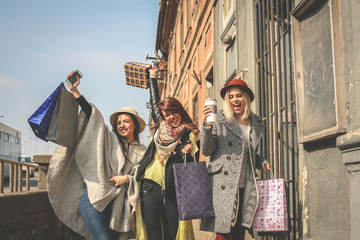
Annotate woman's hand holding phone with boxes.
[66,70,83,99]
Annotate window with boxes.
[3,133,9,142]
[205,24,212,50]
[172,37,177,82]
[226,38,237,78]
[187,0,191,26]
[192,0,199,20]
[205,68,214,86]
[184,77,189,103]
[222,0,234,26]
[193,93,199,126]
[292,0,346,142]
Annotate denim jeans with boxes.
[79,188,119,240]
[140,179,179,240]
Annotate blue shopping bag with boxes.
[28,83,63,141]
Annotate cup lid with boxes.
[205,98,217,102]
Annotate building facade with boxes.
[155,0,214,129]
[213,0,355,239]
[0,122,22,179]
[154,0,358,239]
[0,122,21,161]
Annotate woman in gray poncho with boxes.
[47,71,146,240]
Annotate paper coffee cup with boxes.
[205,98,217,125]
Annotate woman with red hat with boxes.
[200,79,271,240]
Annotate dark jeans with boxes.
[140,179,179,240]
[216,188,246,240]
[79,188,119,240]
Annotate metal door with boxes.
[254,0,300,239]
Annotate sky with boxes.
[0,0,159,157]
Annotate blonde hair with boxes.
[223,87,252,122]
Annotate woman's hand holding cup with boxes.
[203,105,211,127]
[204,98,217,126]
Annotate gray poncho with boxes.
[47,105,146,239]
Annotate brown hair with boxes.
[151,97,199,135]
[111,113,141,161]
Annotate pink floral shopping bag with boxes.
[253,178,288,233]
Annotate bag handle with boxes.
[268,169,274,179]
[182,153,197,166]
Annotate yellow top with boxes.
[143,149,167,188]
[188,132,199,157]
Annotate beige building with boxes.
[155,0,215,130]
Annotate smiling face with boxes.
[228,87,246,116]
[162,110,182,128]
[116,113,135,142]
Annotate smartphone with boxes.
[66,69,83,86]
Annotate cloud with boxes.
[0,75,23,87]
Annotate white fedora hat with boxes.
[110,107,146,133]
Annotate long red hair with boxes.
[151,97,199,135]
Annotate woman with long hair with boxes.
[136,96,200,240]
[200,79,271,240]
[48,71,146,240]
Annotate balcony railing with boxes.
[0,157,47,194]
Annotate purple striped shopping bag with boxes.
[173,155,215,221]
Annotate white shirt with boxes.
[238,123,250,188]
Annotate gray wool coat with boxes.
[200,110,266,234]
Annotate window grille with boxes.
[254,0,300,239]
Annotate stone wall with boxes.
[0,191,82,240]
[301,138,351,239]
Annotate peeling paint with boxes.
[302,165,308,236]
[349,82,354,93]
[302,165,308,187]
[303,207,309,235]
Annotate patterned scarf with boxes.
[155,120,185,146]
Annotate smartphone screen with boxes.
[66,69,83,86]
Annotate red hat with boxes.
[220,79,254,102]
